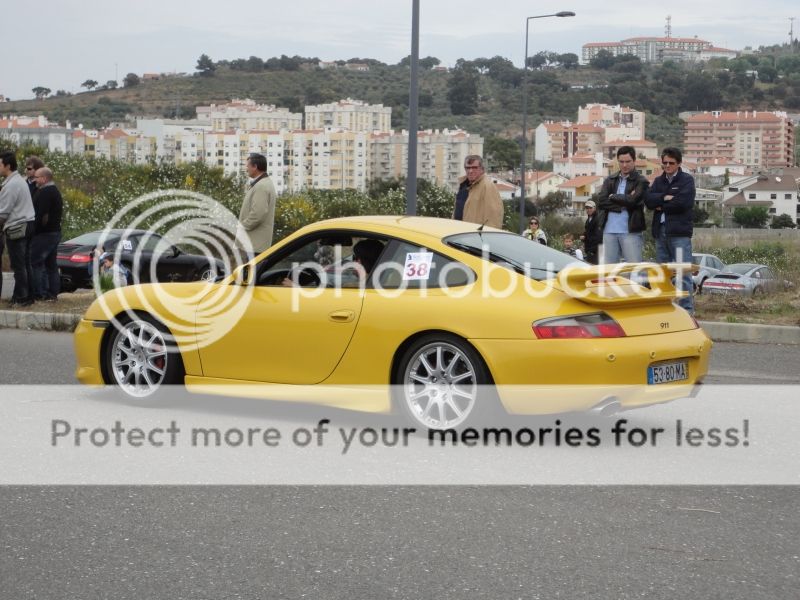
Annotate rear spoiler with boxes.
[554,262,697,307]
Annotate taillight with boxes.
[69,254,92,263]
[533,313,626,339]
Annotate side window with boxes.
[376,241,475,290]
[116,237,138,253]
[255,231,387,287]
[138,234,170,253]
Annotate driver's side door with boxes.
[197,230,378,384]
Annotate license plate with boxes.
[647,361,688,385]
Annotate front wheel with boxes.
[395,334,496,430]
[105,315,184,399]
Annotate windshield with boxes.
[444,232,578,280]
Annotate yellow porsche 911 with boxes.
[74,216,711,430]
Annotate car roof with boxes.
[300,215,505,243]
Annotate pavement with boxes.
[1,273,798,344]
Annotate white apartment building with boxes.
[305,98,391,133]
[683,110,795,170]
[581,37,735,64]
[136,118,212,161]
[369,129,484,192]
[196,99,302,131]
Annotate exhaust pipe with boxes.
[590,397,622,417]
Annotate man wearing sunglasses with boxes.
[646,147,695,314]
[453,155,503,229]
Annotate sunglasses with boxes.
[661,160,677,166]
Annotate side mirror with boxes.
[172,246,181,258]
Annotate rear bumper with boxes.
[471,328,712,414]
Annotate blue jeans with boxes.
[600,232,643,264]
[30,231,61,299]
[655,225,694,314]
[6,221,34,303]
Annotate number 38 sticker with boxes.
[403,252,434,280]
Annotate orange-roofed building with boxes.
[683,110,794,170]
[534,121,604,162]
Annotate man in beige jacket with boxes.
[237,153,276,257]
[453,155,503,229]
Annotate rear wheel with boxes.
[752,286,764,297]
[395,334,496,430]
[105,315,184,399]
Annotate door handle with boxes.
[329,310,355,323]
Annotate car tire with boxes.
[103,314,184,401]
[752,286,764,298]
[394,333,498,431]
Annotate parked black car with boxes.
[57,229,226,292]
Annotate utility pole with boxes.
[405,0,420,215]
[790,17,795,52]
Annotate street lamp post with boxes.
[519,11,575,233]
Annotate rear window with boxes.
[445,232,576,280]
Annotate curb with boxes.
[0,310,82,332]
[698,321,800,346]
[0,310,798,345]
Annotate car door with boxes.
[197,230,384,384]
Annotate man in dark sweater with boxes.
[30,167,63,301]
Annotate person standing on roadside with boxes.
[0,151,36,306]
[30,167,63,301]
[596,146,647,264]
[580,200,601,264]
[236,153,276,259]
[24,156,44,198]
[453,155,503,229]
[646,147,696,314]
[522,217,547,245]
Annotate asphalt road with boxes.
[1,330,799,599]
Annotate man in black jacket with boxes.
[581,200,601,264]
[596,146,647,264]
[645,147,695,314]
[30,167,63,301]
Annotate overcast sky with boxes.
[4,0,797,101]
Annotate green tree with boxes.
[589,50,615,70]
[733,206,769,228]
[246,55,264,72]
[693,207,710,225]
[105,80,118,90]
[196,53,216,76]
[484,136,521,171]
[123,73,140,87]
[535,191,568,215]
[770,213,797,229]
[81,79,98,91]
[32,86,51,99]
[447,60,479,115]
[558,53,579,69]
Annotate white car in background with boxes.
[692,253,726,294]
